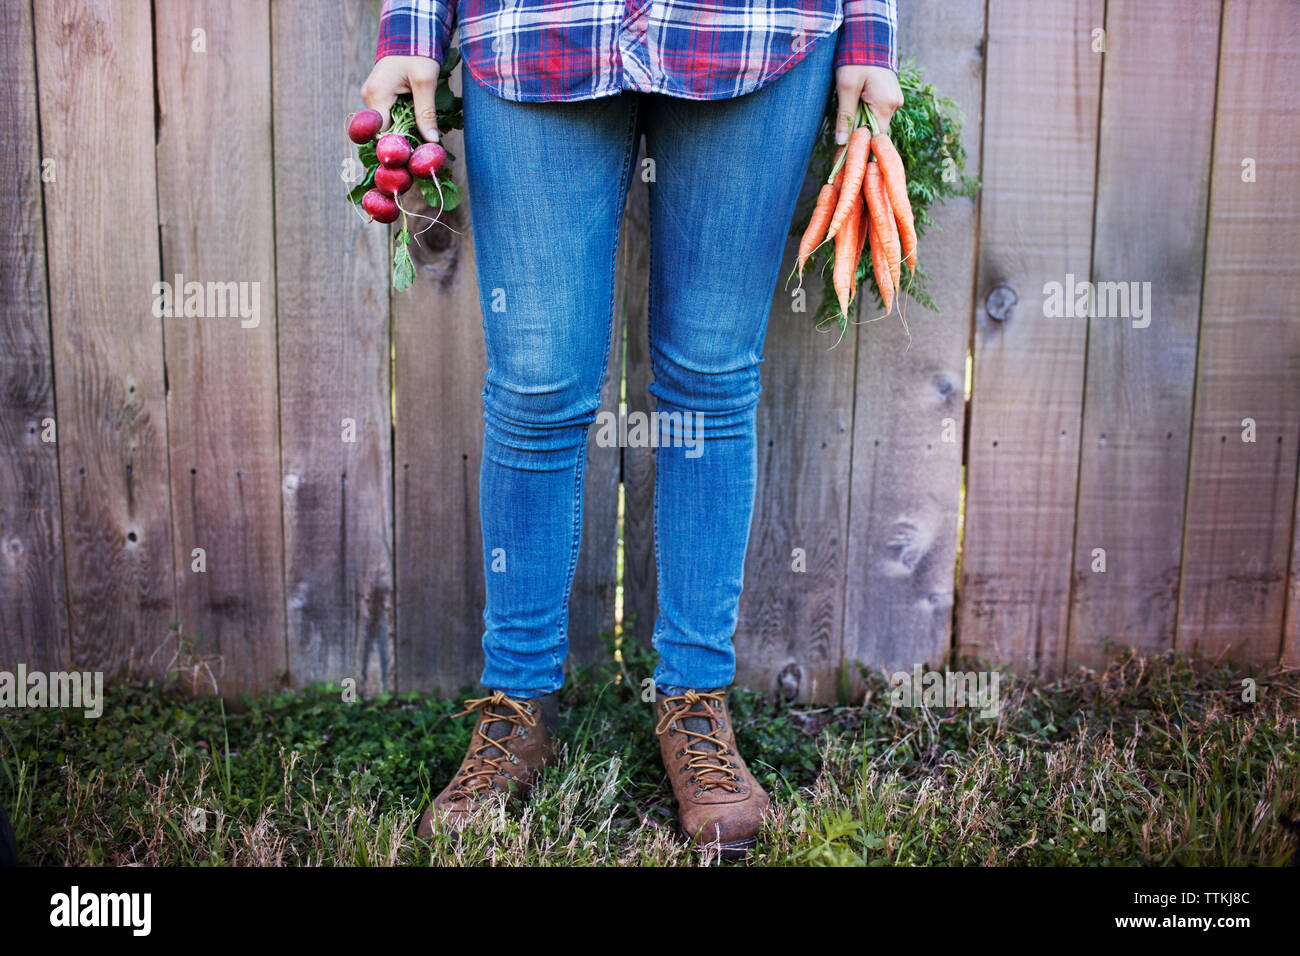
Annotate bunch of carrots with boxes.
[796,104,916,323]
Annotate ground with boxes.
[2,640,1296,866]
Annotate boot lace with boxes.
[449,692,538,799]
[654,690,741,793]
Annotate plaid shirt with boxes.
[376,0,897,102]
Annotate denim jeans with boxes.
[461,32,836,699]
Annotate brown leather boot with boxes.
[654,688,771,856]
[416,691,557,837]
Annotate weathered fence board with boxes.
[34,0,175,679]
[1285,486,1300,668]
[842,0,984,682]
[155,0,286,694]
[392,71,487,693]
[1176,0,1300,663]
[620,159,656,651]
[0,0,67,673]
[1065,0,1221,668]
[272,0,394,695]
[957,0,1104,676]
[735,239,857,704]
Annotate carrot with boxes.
[869,132,917,269]
[797,183,838,276]
[867,215,895,315]
[826,127,870,241]
[795,147,846,277]
[833,193,863,318]
[868,157,899,306]
[852,189,869,298]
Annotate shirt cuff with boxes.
[834,0,898,72]
[375,0,454,64]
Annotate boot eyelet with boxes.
[736,786,746,794]
[510,754,520,764]
[676,749,684,758]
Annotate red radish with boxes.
[348,108,384,144]
[376,133,412,168]
[374,165,413,196]
[362,188,400,223]
[408,142,447,180]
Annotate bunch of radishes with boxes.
[348,107,448,224]
[345,49,464,290]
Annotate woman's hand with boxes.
[361,55,443,142]
[834,65,904,143]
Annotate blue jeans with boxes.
[462,34,835,699]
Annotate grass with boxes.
[1,639,1296,866]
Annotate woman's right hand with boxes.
[361,55,443,142]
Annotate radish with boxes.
[408,142,447,180]
[376,133,412,168]
[362,188,400,223]
[348,108,384,144]
[374,165,413,196]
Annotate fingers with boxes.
[861,66,904,131]
[361,56,442,137]
[408,66,441,143]
[360,65,398,131]
[835,65,904,137]
[835,77,861,145]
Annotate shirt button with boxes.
[791,31,805,52]
[491,37,502,52]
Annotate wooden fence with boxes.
[1,0,1297,703]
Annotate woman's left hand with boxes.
[834,65,904,143]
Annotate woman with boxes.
[362,0,901,855]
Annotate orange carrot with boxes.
[833,193,863,318]
[826,127,870,241]
[863,162,895,313]
[797,183,838,276]
[852,190,869,298]
[867,215,895,315]
[795,147,846,276]
[870,132,917,269]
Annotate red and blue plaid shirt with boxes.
[376,0,897,102]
